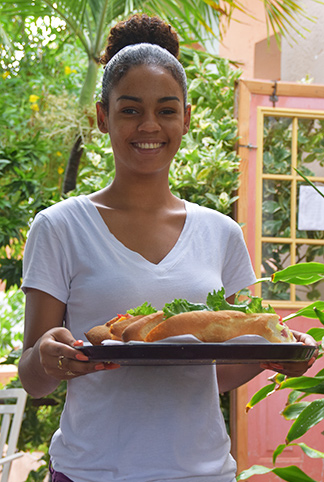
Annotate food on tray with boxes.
[144,310,295,343]
[122,311,164,342]
[84,324,112,346]
[85,314,142,345]
[109,314,144,340]
[84,288,296,345]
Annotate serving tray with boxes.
[76,342,316,366]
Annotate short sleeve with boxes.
[21,213,71,303]
[222,222,256,297]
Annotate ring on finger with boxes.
[58,355,65,370]
[65,370,76,377]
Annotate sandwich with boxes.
[84,288,296,345]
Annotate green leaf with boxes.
[245,382,276,411]
[206,288,247,312]
[314,307,324,325]
[238,464,317,481]
[127,302,157,316]
[245,296,276,314]
[307,327,324,341]
[295,167,324,199]
[237,465,274,480]
[286,399,324,443]
[272,465,317,482]
[163,299,208,318]
[279,376,324,391]
[283,301,324,322]
[297,442,324,459]
[281,401,310,420]
[271,262,324,285]
[272,443,286,464]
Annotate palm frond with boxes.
[261,0,317,44]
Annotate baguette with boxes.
[110,315,144,340]
[84,324,113,345]
[144,310,296,344]
[122,311,164,342]
[85,314,143,345]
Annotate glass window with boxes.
[255,108,324,307]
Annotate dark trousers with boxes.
[49,462,74,482]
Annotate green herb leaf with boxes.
[245,296,276,314]
[206,288,247,312]
[163,299,208,318]
[127,302,157,316]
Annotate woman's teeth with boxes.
[135,142,162,149]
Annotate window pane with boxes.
[262,179,291,237]
[295,244,324,301]
[296,180,324,238]
[263,116,292,174]
[297,118,324,176]
[261,242,291,300]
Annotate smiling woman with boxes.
[96,63,191,183]
[17,12,317,482]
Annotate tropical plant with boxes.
[0,23,87,289]
[0,0,222,194]
[237,262,324,482]
[0,289,25,358]
[0,0,319,192]
[0,41,243,291]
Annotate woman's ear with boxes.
[183,104,191,135]
[96,102,109,133]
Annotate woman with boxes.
[18,14,317,482]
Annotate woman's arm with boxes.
[18,288,73,397]
[18,288,119,398]
[216,298,318,393]
[217,364,263,394]
[217,331,318,393]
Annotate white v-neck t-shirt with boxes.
[22,195,256,482]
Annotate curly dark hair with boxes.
[100,14,179,65]
[99,14,188,109]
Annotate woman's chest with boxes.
[97,207,187,265]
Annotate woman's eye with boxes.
[122,108,138,114]
[160,108,176,115]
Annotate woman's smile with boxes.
[132,142,164,150]
[97,64,191,177]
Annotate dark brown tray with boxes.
[76,342,316,366]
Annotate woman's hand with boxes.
[38,327,120,380]
[19,289,120,398]
[260,330,319,378]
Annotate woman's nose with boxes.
[138,113,161,132]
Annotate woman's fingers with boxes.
[39,328,120,379]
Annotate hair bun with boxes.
[100,14,179,66]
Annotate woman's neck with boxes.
[92,174,181,211]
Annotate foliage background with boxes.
[0,16,241,293]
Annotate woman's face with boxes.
[97,64,191,178]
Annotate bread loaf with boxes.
[144,310,295,344]
[109,315,144,340]
[122,311,164,342]
[85,314,143,344]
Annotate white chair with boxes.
[0,388,27,482]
